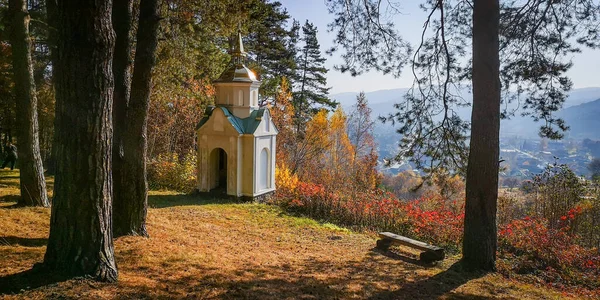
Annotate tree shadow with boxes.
[148,189,245,208]
[107,251,472,300]
[0,195,20,203]
[0,181,20,189]
[0,236,48,247]
[370,247,437,268]
[368,261,487,299]
[0,264,69,295]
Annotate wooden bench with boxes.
[376,232,445,262]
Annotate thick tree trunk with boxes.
[9,0,49,207]
[44,0,118,282]
[113,0,159,237]
[462,0,501,271]
[111,0,136,236]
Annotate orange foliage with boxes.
[148,79,214,158]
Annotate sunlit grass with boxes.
[0,170,587,299]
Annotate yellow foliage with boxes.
[275,163,299,192]
[147,151,197,192]
[305,109,330,151]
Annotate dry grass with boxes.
[0,169,592,299]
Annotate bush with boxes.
[147,151,196,192]
[272,169,464,251]
[498,215,600,289]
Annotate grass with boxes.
[0,169,593,299]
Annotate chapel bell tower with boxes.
[213,32,261,118]
[196,31,278,200]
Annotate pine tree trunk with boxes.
[9,0,49,207]
[111,0,135,236]
[113,0,159,237]
[44,0,58,175]
[44,0,118,282]
[462,0,501,271]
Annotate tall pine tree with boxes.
[245,1,298,105]
[293,20,335,127]
[8,0,49,207]
[44,0,118,281]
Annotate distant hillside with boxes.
[558,98,600,139]
[332,87,600,139]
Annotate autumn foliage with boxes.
[273,114,600,291]
[147,151,197,192]
[273,166,466,250]
[498,214,600,289]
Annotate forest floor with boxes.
[0,169,593,299]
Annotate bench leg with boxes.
[419,250,445,262]
[376,239,392,251]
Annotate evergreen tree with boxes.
[8,0,49,207]
[112,0,160,237]
[44,0,118,281]
[245,1,298,105]
[293,20,335,127]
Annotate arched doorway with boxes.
[209,148,227,190]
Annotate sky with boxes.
[279,0,600,94]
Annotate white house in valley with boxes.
[196,32,277,199]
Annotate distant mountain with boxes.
[558,98,600,139]
[498,95,600,138]
[332,87,600,139]
[332,88,410,107]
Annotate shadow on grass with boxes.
[0,236,48,247]
[0,264,69,295]
[0,181,20,189]
[0,170,54,190]
[0,195,19,203]
[148,189,244,208]
[109,252,485,299]
[371,247,436,268]
[368,261,487,299]
[111,254,408,299]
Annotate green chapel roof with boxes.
[196,106,267,134]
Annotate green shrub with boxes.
[147,151,196,192]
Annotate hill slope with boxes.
[558,98,600,139]
[0,170,588,299]
[333,87,600,139]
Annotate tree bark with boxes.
[113,0,159,237]
[462,0,501,271]
[44,0,118,282]
[111,0,136,236]
[8,0,49,207]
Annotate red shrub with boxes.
[498,213,600,288]
[272,183,463,250]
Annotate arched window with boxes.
[259,148,270,190]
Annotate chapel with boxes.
[196,32,277,199]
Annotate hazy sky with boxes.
[280,0,600,94]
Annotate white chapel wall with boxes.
[254,135,274,194]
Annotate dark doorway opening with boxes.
[217,148,227,189]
